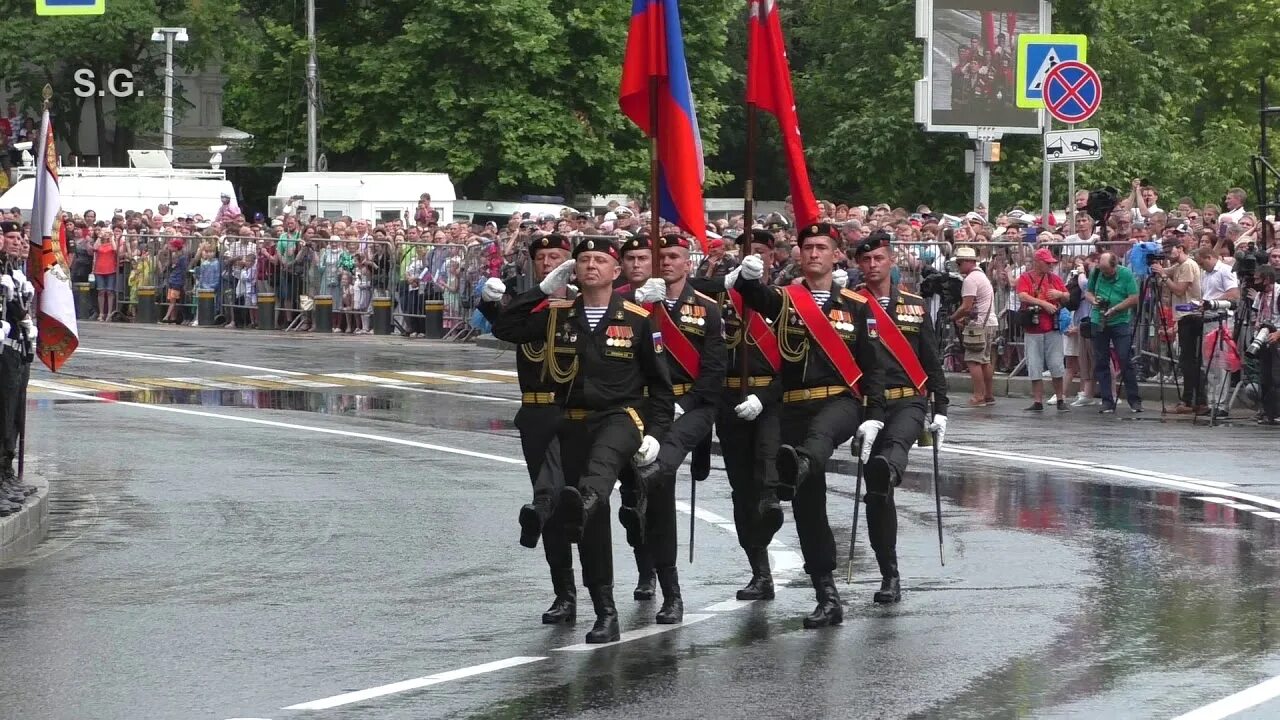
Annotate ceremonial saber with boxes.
[689,470,696,563]
[846,438,863,584]
[931,395,945,566]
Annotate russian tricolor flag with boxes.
[619,0,707,244]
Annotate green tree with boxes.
[0,0,239,164]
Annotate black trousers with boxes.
[0,347,30,466]
[716,395,780,549]
[1178,315,1205,406]
[559,409,644,587]
[1262,343,1280,420]
[780,393,861,576]
[654,402,717,474]
[865,396,927,580]
[618,463,679,570]
[515,405,572,571]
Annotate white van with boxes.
[452,200,578,227]
[0,151,237,220]
[272,172,456,225]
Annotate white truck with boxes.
[271,171,456,225]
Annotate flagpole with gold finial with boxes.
[17,85,54,484]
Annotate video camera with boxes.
[920,266,963,306]
[1246,325,1277,358]
[1086,187,1120,224]
[1234,248,1268,284]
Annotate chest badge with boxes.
[680,303,706,327]
[606,324,633,348]
[829,309,854,332]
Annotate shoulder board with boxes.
[548,299,575,309]
[622,301,650,317]
[840,288,867,303]
[693,290,717,305]
[899,290,923,300]
[852,283,868,292]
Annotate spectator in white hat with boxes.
[950,246,999,407]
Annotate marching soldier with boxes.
[619,233,726,624]
[688,228,783,600]
[735,222,885,628]
[480,233,577,625]
[852,231,949,604]
[1,220,36,515]
[492,236,674,644]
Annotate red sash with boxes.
[728,289,782,373]
[653,303,702,380]
[855,290,928,392]
[782,285,862,395]
[532,299,550,313]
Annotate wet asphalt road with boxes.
[3,324,1280,720]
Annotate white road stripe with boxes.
[324,372,417,385]
[167,377,248,390]
[283,656,547,711]
[769,550,804,574]
[674,500,730,525]
[394,370,501,384]
[31,379,101,393]
[245,375,342,389]
[945,446,1237,488]
[471,369,520,378]
[1253,511,1280,520]
[1171,674,1280,720]
[77,347,308,375]
[703,599,754,613]
[553,615,714,653]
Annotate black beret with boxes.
[854,230,893,257]
[797,222,839,246]
[0,221,19,234]
[619,235,653,256]
[572,236,619,261]
[658,233,690,250]
[749,228,775,249]
[529,233,571,254]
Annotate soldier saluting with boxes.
[480,233,577,626]
[492,236,674,644]
[851,231,948,604]
[735,222,886,628]
[1,220,37,514]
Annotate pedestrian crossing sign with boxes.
[1016,34,1087,109]
[36,0,105,15]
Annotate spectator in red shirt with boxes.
[1017,247,1070,411]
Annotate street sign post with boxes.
[1016,34,1088,109]
[1042,61,1102,124]
[1044,128,1102,164]
[36,0,105,15]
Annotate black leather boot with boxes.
[633,549,655,601]
[655,566,684,624]
[874,576,902,604]
[518,497,550,549]
[802,573,843,628]
[559,487,584,542]
[758,490,784,542]
[736,547,775,600]
[864,455,896,497]
[618,477,647,549]
[585,585,620,643]
[542,568,577,624]
[690,437,712,483]
[775,445,810,502]
[0,497,17,516]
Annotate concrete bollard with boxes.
[136,287,158,324]
[74,282,93,320]
[197,290,216,327]
[313,295,333,333]
[424,300,444,339]
[257,293,277,331]
[372,297,393,335]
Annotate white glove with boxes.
[633,435,660,467]
[855,420,884,463]
[832,268,848,290]
[481,277,507,302]
[538,259,576,295]
[0,274,13,300]
[739,254,764,281]
[0,320,9,340]
[673,402,685,420]
[634,278,666,304]
[723,266,741,291]
[20,317,37,342]
[734,394,763,421]
[927,414,947,441]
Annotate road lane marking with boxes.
[76,347,309,375]
[244,375,343,389]
[942,446,1237,488]
[282,656,547,711]
[703,599,755,613]
[674,501,730,525]
[1171,674,1280,720]
[392,370,502,384]
[552,615,714,653]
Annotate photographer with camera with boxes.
[950,247,999,407]
[1196,247,1241,418]
[1016,248,1070,411]
[1151,240,1203,413]
[1086,253,1143,413]
[1247,265,1280,425]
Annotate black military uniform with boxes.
[689,228,783,600]
[735,222,886,628]
[853,232,949,604]
[619,233,725,625]
[1,221,36,515]
[481,234,576,625]
[495,236,675,644]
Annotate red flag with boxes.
[746,0,819,229]
[27,109,79,372]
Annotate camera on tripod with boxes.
[1086,187,1119,224]
[920,266,963,306]
[1246,324,1277,358]
[1201,299,1234,313]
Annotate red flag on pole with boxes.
[27,108,79,372]
[747,0,819,229]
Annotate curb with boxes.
[0,477,50,565]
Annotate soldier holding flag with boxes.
[852,231,949,604]
[1,221,37,514]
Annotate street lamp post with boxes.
[151,27,189,165]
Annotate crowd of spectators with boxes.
[4,176,1278,423]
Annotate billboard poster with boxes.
[922,0,1044,135]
